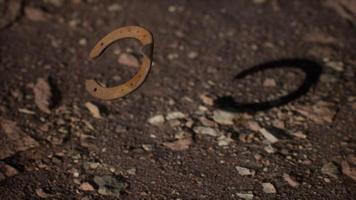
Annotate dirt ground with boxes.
[0,0,356,199]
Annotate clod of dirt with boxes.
[93,175,128,197]
[0,119,39,159]
[33,78,54,114]
[163,137,192,151]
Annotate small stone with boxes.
[200,94,214,106]
[236,166,253,176]
[79,38,87,46]
[321,162,339,179]
[293,131,307,139]
[93,175,128,197]
[262,182,277,194]
[85,102,101,119]
[107,3,122,12]
[148,114,165,126]
[166,111,185,120]
[212,110,235,125]
[283,173,299,188]
[163,137,192,151]
[259,128,279,144]
[167,53,179,60]
[18,108,36,115]
[79,182,95,191]
[142,144,153,151]
[0,162,18,178]
[36,188,52,198]
[341,160,356,181]
[127,168,136,175]
[263,78,277,87]
[236,191,254,200]
[193,126,218,137]
[25,7,48,21]
[264,145,276,154]
[217,134,233,146]
[187,51,198,59]
[34,78,53,114]
[118,53,140,68]
[246,121,261,132]
[326,61,344,72]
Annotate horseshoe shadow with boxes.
[214,58,322,113]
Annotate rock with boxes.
[263,78,277,87]
[0,0,22,29]
[295,101,336,124]
[18,108,36,115]
[126,168,136,175]
[264,145,276,154]
[79,182,95,191]
[34,78,53,113]
[25,7,48,21]
[148,114,165,126]
[200,94,214,106]
[0,119,39,159]
[187,51,198,59]
[166,111,185,120]
[326,61,344,72]
[107,3,122,12]
[293,131,307,139]
[193,126,218,137]
[283,173,299,188]
[262,182,277,194]
[0,162,18,179]
[341,160,356,181]
[118,53,140,68]
[93,175,128,197]
[35,188,52,198]
[246,121,261,132]
[259,128,279,144]
[212,110,235,125]
[236,166,254,176]
[236,191,254,200]
[85,102,101,119]
[217,134,233,146]
[163,137,192,151]
[142,144,153,151]
[321,162,339,179]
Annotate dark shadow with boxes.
[48,76,62,109]
[214,58,322,113]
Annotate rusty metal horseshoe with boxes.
[85,26,153,100]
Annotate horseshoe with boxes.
[85,26,154,100]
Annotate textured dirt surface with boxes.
[0,0,356,199]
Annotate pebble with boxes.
[263,78,277,87]
[166,111,185,120]
[193,126,218,137]
[93,175,128,197]
[236,166,253,176]
[259,128,279,144]
[217,134,233,146]
[321,162,339,179]
[236,191,254,200]
[212,110,235,125]
[200,94,214,106]
[283,173,299,188]
[79,182,95,191]
[187,51,198,59]
[25,7,48,21]
[107,3,122,12]
[262,182,277,194]
[118,53,140,68]
[148,114,165,126]
[85,102,101,119]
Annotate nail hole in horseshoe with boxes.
[100,42,104,46]
[93,88,97,92]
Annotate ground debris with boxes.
[0,119,39,159]
[163,137,192,151]
[85,102,101,118]
[118,53,140,68]
[93,175,128,197]
[321,162,340,179]
[283,173,300,188]
[212,110,235,125]
[34,78,54,113]
[262,182,277,194]
[148,114,165,126]
[294,101,337,124]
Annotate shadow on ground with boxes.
[214,58,323,112]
